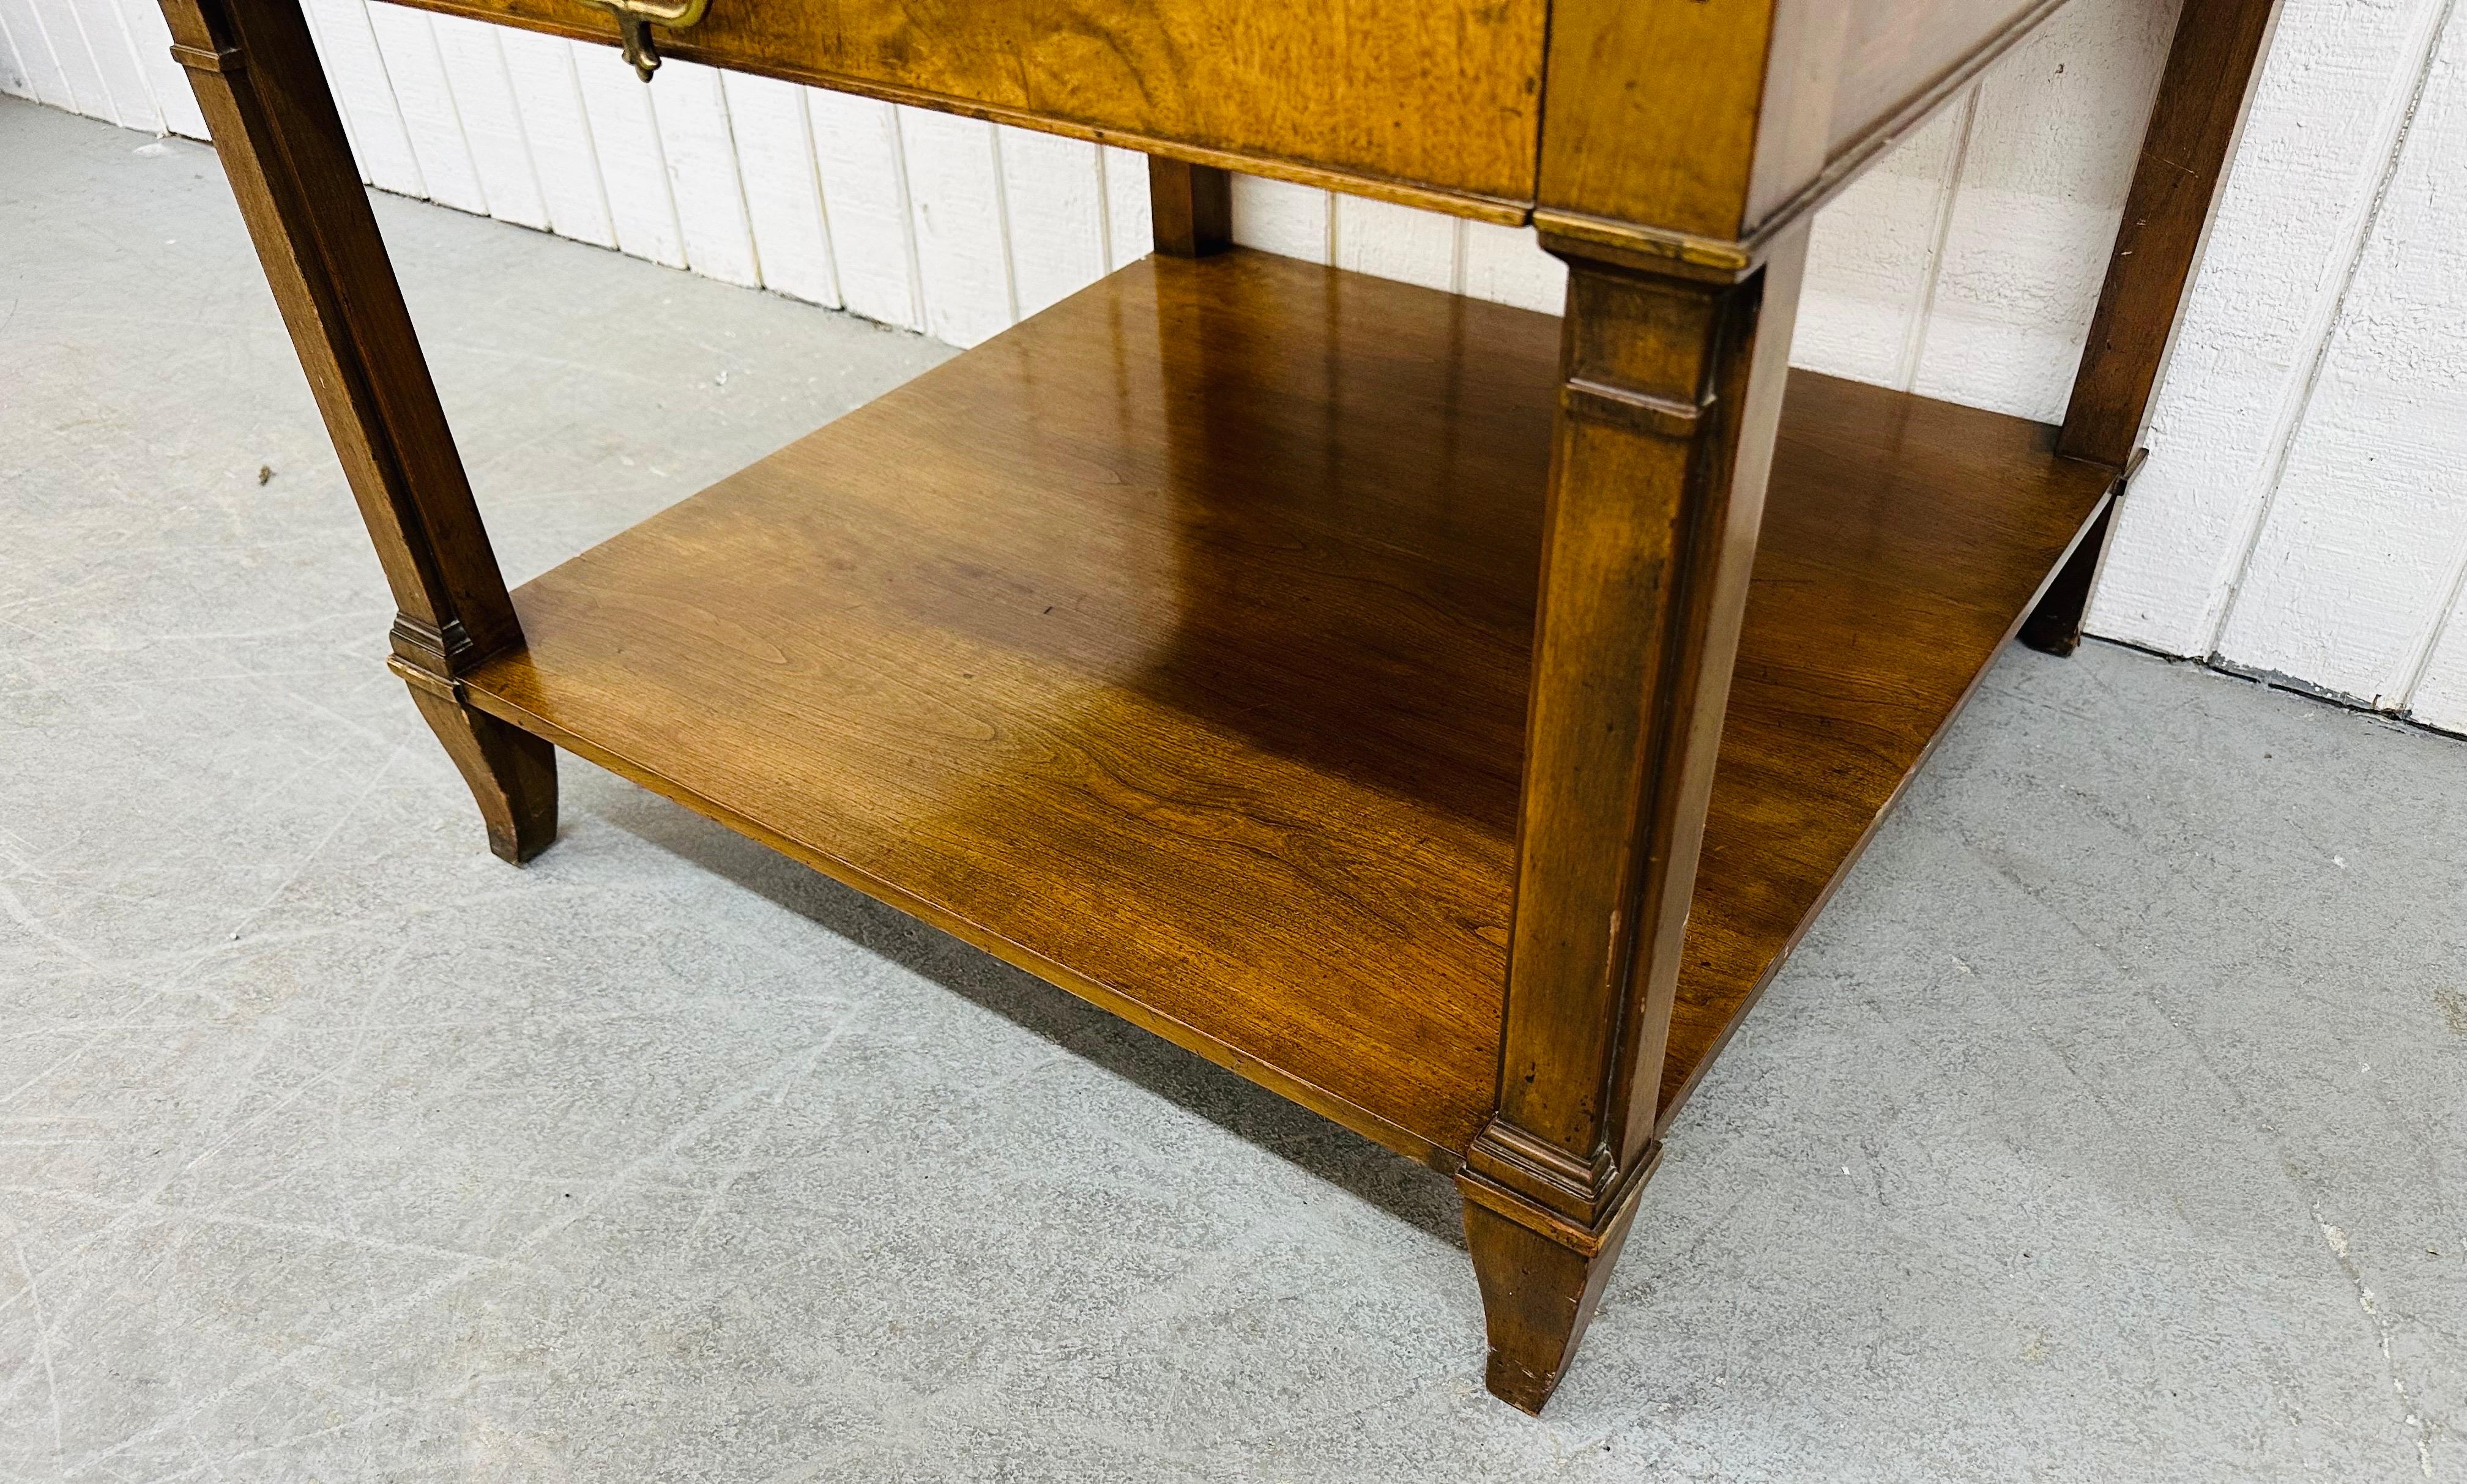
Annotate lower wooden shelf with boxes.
[461,249,2116,1168]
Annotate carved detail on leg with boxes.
[1460,1160,1653,1414]
[164,0,550,859]
[1467,231,1808,1410]
[2019,495,2118,658]
[400,678,557,865]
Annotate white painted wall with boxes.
[9,0,2465,736]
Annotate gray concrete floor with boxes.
[4,97,2464,1482]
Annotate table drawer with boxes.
[397,0,1547,215]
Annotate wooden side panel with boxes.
[1537,0,1785,240]
[383,0,1546,209]
[1539,0,2085,244]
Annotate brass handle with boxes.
[582,0,710,81]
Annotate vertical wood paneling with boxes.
[429,12,546,229]
[1458,221,1565,316]
[2409,595,2467,733]
[650,58,759,286]
[998,125,1107,316]
[1796,98,1970,390]
[898,105,1013,346]
[1331,193,1457,293]
[1908,0,2182,423]
[2209,7,2467,711]
[0,17,28,99]
[1229,174,1331,264]
[34,0,103,116]
[47,0,113,122]
[1099,144,1152,269]
[116,0,206,138]
[365,2,486,212]
[64,0,154,130]
[29,0,103,117]
[571,38,685,267]
[0,0,70,108]
[304,0,423,195]
[2086,0,2461,662]
[805,87,921,330]
[496,28,611,247]
[724,71,839,306]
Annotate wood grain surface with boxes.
[461,251,2113,1163]
[1539,0,2083,252]
[1476,235,1807,1226]
[1665,371,2117,1127]
[382,0,1547,215]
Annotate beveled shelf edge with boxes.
[1650,477,2126,1141]
[459,683,1463,1173]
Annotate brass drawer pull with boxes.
[583,0,710,81]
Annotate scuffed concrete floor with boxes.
[4,97,2465,1481]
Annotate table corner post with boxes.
[157,0,557,863]
[1147,157,1234,258]
[2030,0,2287,654]
[1459,224,1810,1414]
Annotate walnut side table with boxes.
[157,0,2282,1411]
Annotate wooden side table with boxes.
[155,0,2284,1411]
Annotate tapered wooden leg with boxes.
[2019,497,2117,656]
[1148,157,1232,257]
[1462,227,1809,1412]
[161,0,556,863]
[400,675,557,864]
[2058,0,2287,471]
[1463,1154,1649,1414]
[2024,0,2283,664]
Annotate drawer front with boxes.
[398,0,1547,210]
